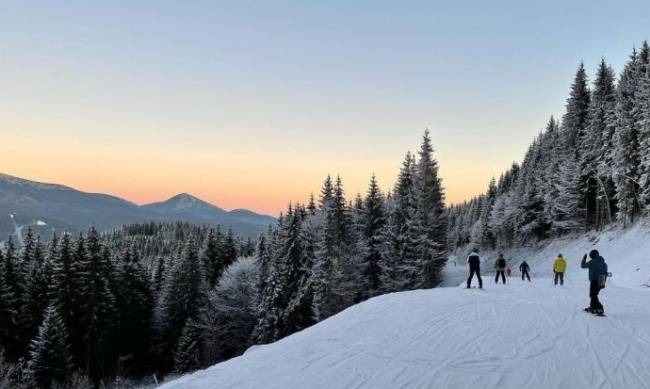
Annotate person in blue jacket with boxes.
[581,249,608,315]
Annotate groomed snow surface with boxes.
[161,223,650,389]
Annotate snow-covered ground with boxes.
[160,223,650,389]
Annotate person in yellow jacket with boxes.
[553,254,567,286]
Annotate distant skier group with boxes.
[465,249,609,316]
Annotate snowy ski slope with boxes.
[161,224,650,389]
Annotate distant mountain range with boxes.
[0,173,277,241]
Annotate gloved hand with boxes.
[582,254,587,261]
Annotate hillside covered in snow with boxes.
[160,222,650,389]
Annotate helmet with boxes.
[589,249,599,259]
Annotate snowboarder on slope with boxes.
[466,250,483,289]
[494,254,507,284]
[553,254,567,286]
[581,250,608,315]
[519,261,531,281]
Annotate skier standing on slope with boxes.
[494,254,507,284]
[466,250,483,289]
[553,254,567,286]
[519,261,531,281]
[581,250,608,316]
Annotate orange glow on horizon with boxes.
[1,126,511,216]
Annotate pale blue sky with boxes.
[1,1,648,213]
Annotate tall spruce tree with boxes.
[563,63,591,150]
[24,236,50,348]
[0,238,25,360]
[582,59,617,229]
[636,42,650,211]
[49,233,80,365]
[0,249,18,360]
[614,48,643,224]
[414,130,447,287]
[173,319,204,373]
[115,245,153,376]
[25,306,73,389]
[154,240,208,373]
[200,229,222,288]
[381,152,421,291]
[76,228,117,384]
[358,175,386,299]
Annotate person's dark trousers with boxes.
[467,268,483,288]
[521,270,530,281]
[495,271,506,284]
[554,272,564,285]
[589,280,604,311]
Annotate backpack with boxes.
[598,274,607,288]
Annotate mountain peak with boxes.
[167,193,204,204]
[144,193,226,214]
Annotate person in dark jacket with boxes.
[519,261,531,281]
[494,254,507,284]
[581,249,608,315]
[466,250,483,289]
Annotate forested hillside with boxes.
[448,41,650,251]
[0,132,447,388]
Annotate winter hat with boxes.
[589,249,599,259]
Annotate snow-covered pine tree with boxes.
[24,235,51,356]
[173,319,204,373]
[0,238,24,360]
[414,130,448,287]
[200,229,222,288]
[319,175,334,209]
[472,179,496,250]
[115,245,153,376]
[541,117,560,219]
[551,150,584,234]
[255,205,314,341]
[251,222,285,344]
[613,48,643,224]
[49,233,80,367]
[311,175,357,320]
[562,63,591,151]
[581,59,617,229]
[154,240,208,374]
[358,174,386,300]
[543,115,584,235]
[276,207,314,339]
[330,176,359,307]
[25,306,73,389]
[0,248,19,361]
[312,186,337,321]
[76,228,117,384]
[381,152,422,291]
[152,256,166,297]
[636,42,650,212]
[560,63,591,232]
[253,234,271,309]
[307,193,317,215]
[221,228,238,271]
[514,138,550,242]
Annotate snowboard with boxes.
[584,307,606,317]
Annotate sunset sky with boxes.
[1,1,649,216]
